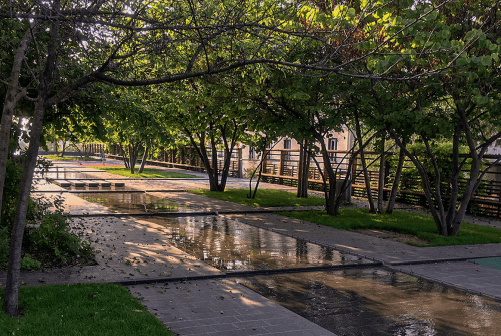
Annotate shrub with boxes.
[26,209,93,262]
[1,158,94,268]
[20,253,42,270]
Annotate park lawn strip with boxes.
[0,283,174,336]
[190,188,325,207]
[44,155,101,161]
[278,208,501,247]
[95,167,197,178]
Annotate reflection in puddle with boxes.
[78,192,193,213]
[144,216,373,272]
[236,269,501,335]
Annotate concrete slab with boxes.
[70,180,86,187]
[52,179,71,187]
[126,279,336,336]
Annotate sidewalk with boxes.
[5,161,501,335]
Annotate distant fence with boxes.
[107,145,243,178]
[87,143,501,218]
[258,149,501,218]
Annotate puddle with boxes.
[144,216,373,272]
[77,192,193,213]
[235,268,501,335]
[470,257,501,271]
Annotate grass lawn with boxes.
[95,167,197,178]
[279,208,501,246]
[190,188,325,207]
[44,155,101,161]
[0,283,174,336]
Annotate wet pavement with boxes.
[3,160,501,335]
[236,268,501,336]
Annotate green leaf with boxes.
[481,55,492,66]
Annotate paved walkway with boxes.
[4,160,501,335]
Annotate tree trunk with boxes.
[313,133,339,215]
[297,140,310,198]
[128,143,140,174]
[61,137,68,157]
[138,146,149,174]
[386,144,405,214]
[5,2,61,315]
[4,103,47,316]
[377,134,386,213]
[353,109,376,213]
[120,144,129,168]
[0,24,37,228]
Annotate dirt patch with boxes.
[354,229,431,246]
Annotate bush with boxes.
[25,201,93,263]
[1,158,94,268]
[20,254,42,271]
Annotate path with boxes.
[3,160,501,335]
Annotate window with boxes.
[284,139,291,161]
[249,146,256,160]
[328,138,338,162]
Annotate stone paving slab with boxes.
[0,190,223,288]
[126,279,336,336]
[394,260,501,299]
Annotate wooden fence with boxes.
[107,145,243,177]
[91,144,501,218]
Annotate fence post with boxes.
[237,148,242,178]
[279,150,285,176]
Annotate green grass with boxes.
[44,155,100,161]
[190,188,325,207]
[0,283,174,336]
[95,167,197,178]
[279,208,501,246]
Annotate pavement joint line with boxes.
[34,177,208,181]
[69,212,216,218]
[90,263,385,287]
[386,256,501,266]
[386,264,501,304]
[66,208,331,218]
[33,189,191,194]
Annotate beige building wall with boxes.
[239,128,354,177]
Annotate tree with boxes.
[157,74,252,191]
[0,0,468,315]
[366,1,501,235]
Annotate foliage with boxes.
[95,167,197,178]
[20,253,42,271]
[25,210,93,263]
[388,142,475,193]
[190,188,325,207]
[0,283,174,336]
[0,157,94,268]
[280,208,501,247]
[244,165,258,179]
